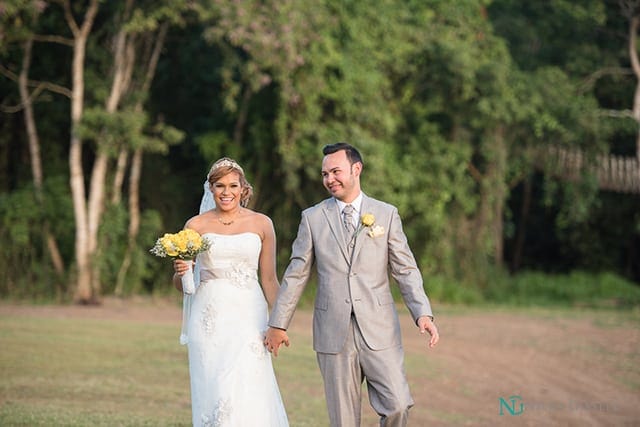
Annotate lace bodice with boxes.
[198,232,261,287]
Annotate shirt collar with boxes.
[335,192,363,215]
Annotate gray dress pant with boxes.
[316,315,414,427]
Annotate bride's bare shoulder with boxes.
[244,209,273,225]
[185,211,214,232]
[241,210,274,240]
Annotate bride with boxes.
[173,157,289,426]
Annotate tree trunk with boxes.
[87,0,136,295]
[470,126,508,277]
[233,85,253,145]
[511,176,532,273]
[115,147,142,296]
[111,148,129,205]
[18,35,66,283]
[629,15,640,160]
[87,153,109,296]
[67,0,100,304]
[491,127,507,267]
[114,23,169,295]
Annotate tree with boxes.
[0,1,67,286]
[490,0,639,279]
[0,0,185,301]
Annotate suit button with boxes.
[344,299,350,304]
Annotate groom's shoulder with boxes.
[366,195,396,212]
[302,198,333,216]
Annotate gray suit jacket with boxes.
[269,194,433,354]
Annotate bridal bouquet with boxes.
[150,229,211,294]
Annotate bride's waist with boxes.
[200,268,258,283]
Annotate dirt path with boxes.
[3,298,639,426]
[402,309,640,426]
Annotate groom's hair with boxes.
[322,142,363,166]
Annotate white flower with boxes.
[227,261,254,288]
[367,224,385,238]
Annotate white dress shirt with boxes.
[335,192,363,229]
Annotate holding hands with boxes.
[264,327,290,357]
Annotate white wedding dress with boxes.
[185,232,289,427]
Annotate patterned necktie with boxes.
[343,204,356,242]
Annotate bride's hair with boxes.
[207,157,254,207]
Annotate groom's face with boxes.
[321,150,361,202]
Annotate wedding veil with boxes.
[179,180,215,345]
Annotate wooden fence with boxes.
[541,146,640,194]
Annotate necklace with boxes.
[218,216,234,226]
[216,211,239,226]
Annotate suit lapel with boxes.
[322,199,351,263]
[350,195,369,262]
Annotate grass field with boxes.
[0,298,329,427]
[0,298,639,426]
[0,312,190,426]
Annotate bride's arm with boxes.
[172,259,190,291]
[258,215,280,308]
[172,218,200,292]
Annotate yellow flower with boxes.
[150,228,211,259]
[350,213,381,241]
[361,213,375,227]
[160,235,178,257]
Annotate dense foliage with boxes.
[0,0,638,302]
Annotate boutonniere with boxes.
[356,213,384,238]
[368,224,385,238]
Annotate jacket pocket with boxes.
[376,292,394,306]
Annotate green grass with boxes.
[483,270,640,308]
[0,316,190,426]
[415,270,640,309]
[0,311,330,426]
[1,297,639,426]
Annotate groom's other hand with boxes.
[264,327,290,357]
[417,316,440,348]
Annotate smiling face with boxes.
[321,149,361,203]
[211,171,242,211]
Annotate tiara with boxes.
[208,158,244,177]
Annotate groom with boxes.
[265,142,439,427]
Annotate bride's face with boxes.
[211,172,242,211]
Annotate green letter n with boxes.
[499,395,524,416]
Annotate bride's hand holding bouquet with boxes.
[150,229,211,294]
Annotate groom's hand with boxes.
[264,327,290,357]
[418,316,439,348]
